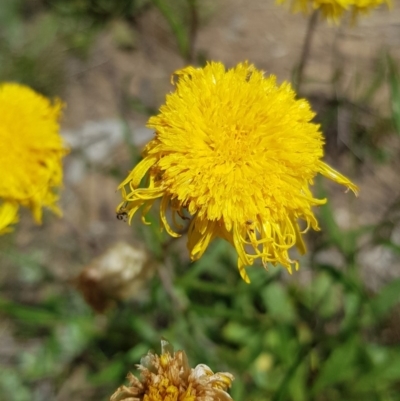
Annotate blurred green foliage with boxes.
[311,52,398,165]
[387,53,400,136]
[0,0,201,94]
[150,0,199,61]
[0,0,149,94]
[0,0,65,95]
[44,0,150,22]
[2,208,400,400]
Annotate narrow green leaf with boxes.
[222,321,254,344]
[261,282,296,323]
[369,277,400,320]
[150,0,190,59]
[90,359,126,385]
[0,296,58,326]
[312,337,359,393]
[387,54,400,135]
[316,178,356,257]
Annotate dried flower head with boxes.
[77,242,155,313]
[117,62,358,282]
[277,0,391,22]
[0,83,68,234]
[110,339,234,401]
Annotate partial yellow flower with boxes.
[117,62,358,282]
[0,202,19,235]
[110,339,234,401]
[0,83,68,234]
[277,0,391,22]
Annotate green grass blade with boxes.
[387,54,400,135]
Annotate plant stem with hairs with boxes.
[187,0,199,62]
[295,9,319,93]
[151,0,199,62]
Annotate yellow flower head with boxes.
[277,0,391,22]
[0,83,68,234]
[110,339,234,401]
[117,62,357,282]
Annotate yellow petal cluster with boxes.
[117,61,357,282]
[277,0,391,22]
[110,339,234,401]
[0,83,68,234]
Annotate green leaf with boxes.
[303,271,342,318]
[127,343,154,363]
[222,321,254,345]
[0,369,31,401]
[340,292,362,333]
[316,184,356,257]
[312,337,359,393]
[129,315,159,343]
[369,278,400,320]
[0,296,58,326]
[90,359,126,385]
[318,264,362,295]
[387,54,400,135]
[150,0,190,59]
[353,347,400,392]
[261,282,296,324]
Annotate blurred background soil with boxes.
[63,0,400,126]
